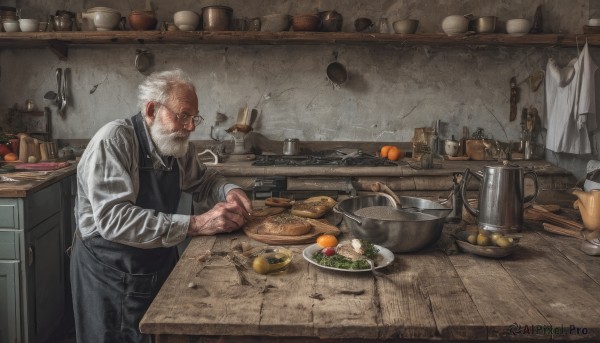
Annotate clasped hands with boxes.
[187,188,252,236]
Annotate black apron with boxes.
[71,113,181,343]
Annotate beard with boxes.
[149,117,190,158]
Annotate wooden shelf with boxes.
[0,31,597,47]
[1,31,594,60]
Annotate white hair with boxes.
[137,69,196,116]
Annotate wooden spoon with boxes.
[370,182,402,208]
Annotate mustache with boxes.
[162,129,189,140]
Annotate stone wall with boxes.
[0,0,598,177]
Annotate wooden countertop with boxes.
[207,159,573,177]
[0,164,77,197]
[140,224,600,342]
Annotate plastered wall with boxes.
[0,0,598,177]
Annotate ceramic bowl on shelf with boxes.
[174,10,200,31]
[588,18,600,26]
[19,19,39,32]
[393,19,419,34]
[128,10,157,30]
[260,14,291,32]
[441,15,468,36]
[506,18,530,36]
[291,14,320,32]
[83,7,121,31]
[3,20,19,32]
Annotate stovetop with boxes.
[252,150,398,167]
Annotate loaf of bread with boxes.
[261,213,312,236]
[291,201,330,219]
[250,207,286,217]
[303,196,337,210]
[264,197,293,208]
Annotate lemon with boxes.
[252,256,270,274]
[496,237,513,247]
[476,233,490,246]
[467,233,477,245]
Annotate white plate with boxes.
[302,243,395,272]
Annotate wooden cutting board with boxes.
[13,162,70,171]
[243,213,341,245]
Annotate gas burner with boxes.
[253,150,397,167]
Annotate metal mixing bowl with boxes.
[334,195,449,253]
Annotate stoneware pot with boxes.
[19,19,39,32]
[319,10,342,32]
[444,140,460,157]
[441,15,468,36]
[291,14,320,32]
[83,7,121,31]
[393,19,419,34]
[505,18,530,36]
[260,14,290,32]
[354,17,373,32]
[174,10,200,31]
[128,10,157,30]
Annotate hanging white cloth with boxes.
[545,42,598,154]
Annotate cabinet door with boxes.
[24,214,64,343]
[0,261,21,343]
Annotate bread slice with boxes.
[291,201,330,219]
[260,213,312,236]
[250,207,286,217]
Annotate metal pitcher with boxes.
[460,161,539,233]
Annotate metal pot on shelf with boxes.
[282,138,299,155]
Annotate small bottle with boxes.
[524,141,532,160]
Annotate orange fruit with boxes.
[316,234,338,248]
[3,152,18,161]
[387,147,404,161]
[380,145,393,158]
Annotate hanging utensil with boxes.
[135,49,152,73]
[60,68,68,116]
[326,61,348,87]
[529,70,545,92]
[56,68,63,110]
[509,76,518,121]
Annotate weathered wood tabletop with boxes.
[140,223,600,343]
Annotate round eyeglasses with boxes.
[157,102,204,126]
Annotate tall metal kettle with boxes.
[460,160,539,233]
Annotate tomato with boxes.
[316,234,338,248]
[0,144,12,156]
[322,247,336,256]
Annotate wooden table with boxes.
[140,224,600,342]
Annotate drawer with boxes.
[0,199,19,229]
[0,231,19,259]
[25,182,61,230]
